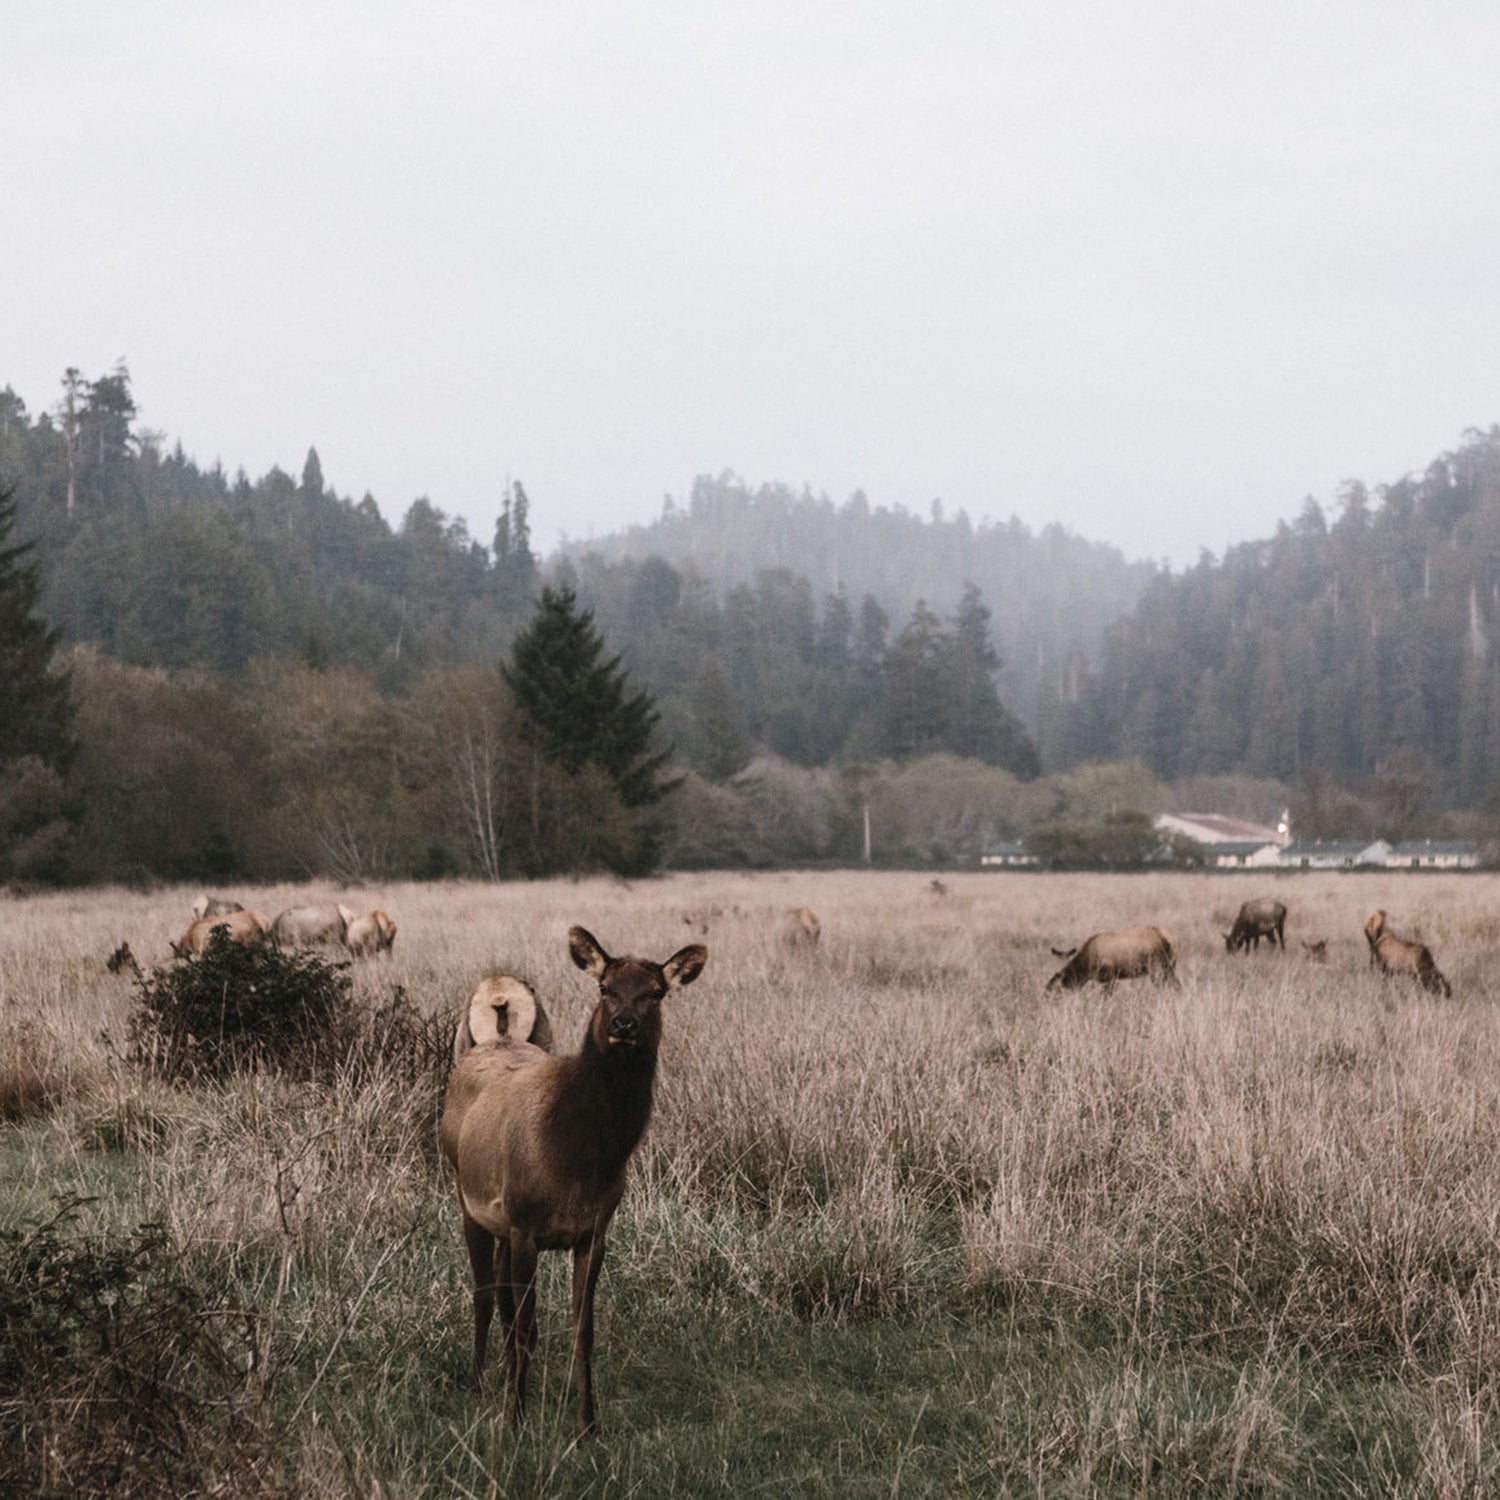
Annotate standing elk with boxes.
[270,904,348,950]
[439,925,707,1437]
[782,906,821,951]
[340,906,397,957]
[1364,909,1451,996]
[170,909,270,957]
[451,974,555,1065]
[1046,927,1179,990]
[1224,897,1287,953]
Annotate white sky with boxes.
[6,1,1500,566]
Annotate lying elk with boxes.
[1046,927,1179,990]
[1301,939,1329,962]
[1224,897,1287,953]
[170,909,270,957]
[451,974,555,1066]
[1364,909,1451,997]
[439,925,707,1436]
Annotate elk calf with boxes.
[1046,927,1178,990]
[439,926,707,1436]
[1224,898,1287,953]
[1364,909,1451,997]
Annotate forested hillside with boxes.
[5,365,1498,886]
[0,371,1061,778]
[567,472,1157,741]
[1056,428,1500,807]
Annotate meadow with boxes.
[4,868,1500,1497]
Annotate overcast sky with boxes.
[7,1,1500,567]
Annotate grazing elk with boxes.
[1224,897,1287,953]
[451,974,555,1065]
[439,926,707,1436]
[782,906,821,951]
[1364,909,1451,997]
[341,907,397,957]
[270,904,348,950]
[170,909,270,957]
[192,894,244,919]
[1046,927,1179,990]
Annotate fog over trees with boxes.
[1,366,1497,882]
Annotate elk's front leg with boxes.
[571,1233,607,1437]
[462,1210,496,1390]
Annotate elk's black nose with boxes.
[609,1015,639,1041]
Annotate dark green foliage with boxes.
[0,483,75,771]
[128,929,355,1083]
[0,1198,273,1498]
[1056,427,1500,804]
[1024,809,1163,868]
[504,584,673,808]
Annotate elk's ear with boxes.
[662,944,707,990]
[569,925,610,977]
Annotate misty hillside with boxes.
[564,472,1157,731]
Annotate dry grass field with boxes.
[4,868,1500,1496]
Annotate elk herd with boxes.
[1047,896,1452,997]
[113,883,1456,1441]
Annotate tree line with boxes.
[4,365,1497,886]
[0,368,1051,883]
[1052,429,1500,815]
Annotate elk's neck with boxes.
[549,1030,658,1179]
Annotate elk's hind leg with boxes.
[462,1209,497,1389]
[505,1232,540,1427]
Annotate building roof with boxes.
[1157,812,1282,846]
[1282,840,1386,858]
[1389,840,1478,856]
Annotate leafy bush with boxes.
[128,928,355,1084]
[0,1197,276,1498]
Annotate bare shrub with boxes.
[0,1198,277,1498]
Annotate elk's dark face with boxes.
[568,925,708,1053]
[592,958,670,1050]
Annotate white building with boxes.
[1386,840,1480,870]
[1154,812,1285,868]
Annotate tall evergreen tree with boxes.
[503,585,673,810]
[0,485,75,770]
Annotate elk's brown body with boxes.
[782,906,821,950]
[1364,909,1451,996]
[439,925,707,1436]
[170,909,270,957]
[1046,927,1178,990]
[1224,898,1287,953]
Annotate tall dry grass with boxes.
[3,868,1500,1494]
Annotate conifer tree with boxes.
[0,485,74,770]
[503,585,672,810]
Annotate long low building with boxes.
[1156,814,1480,870]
